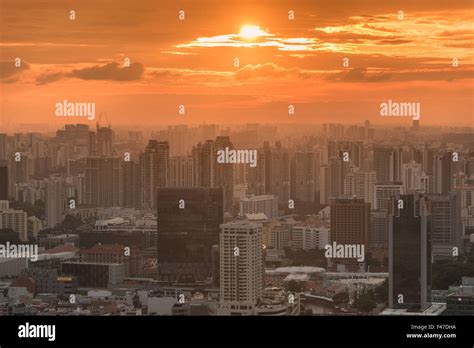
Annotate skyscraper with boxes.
[370,210,389,248]
[192,140,214,188]
[391,147,403,183]
[374,182,405,211]
[269,142,290,205]
[213,136,234,212]
[120,160,142,209]
[327,141,363,168]
[291,152,315,203]
[88,131,97,156]
[96,124,113,156]
[85,157,121,207]
[0,161,8,200]
[247,149,266,196]
[219,220,264,315]
[169,156,193,188]
[330,198,370,271]
[44,176,65,228]
[167,125,191,156]
[344,169,376,207]
[0,133,7,160]
[156,187,224,283]
[319,164,329,205]
[328,157,348,201]
[192,137,234,212]
[330,198,370,246]
[140,140,169,209]
[402,160,428,193]
[374,146,402,184]
[0,201,27,242]
[389,193,431,311]
[239,194,278,219]
[422,146,435,176]
[429,194,458,259]
[9,152,33,186]
[434,151,453,194]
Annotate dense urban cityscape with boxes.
[0,121,473,317]
[1,0,473,345]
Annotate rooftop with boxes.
[380,303,446,316]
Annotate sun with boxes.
[239,25,267,40]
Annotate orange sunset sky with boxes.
[0,0,473,131]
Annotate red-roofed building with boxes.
[45,244,80,255]
[79,244,143,277]
[11,276,36,294]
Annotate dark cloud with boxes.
[36,71,63,85]
[149,70,182,79]
[0,60,29,82]
[71,62,144,81]
[328,67,392,82]
[33,62,145,85]
[398,69,474,82]
[327,66,474,83]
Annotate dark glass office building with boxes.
[0,161,8,200]
[156,187,224,283]
[389,193,432,311]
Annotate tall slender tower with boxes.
[140,140,169,209]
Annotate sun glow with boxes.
[239,25,267,39]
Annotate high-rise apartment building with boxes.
[140,140,169,209]
[120,161,142,209]
[0,201,27,241]
[269,143,290,205]
[169,156,193,188]
[85,157,121,207]
[44,176,65,228]
[96,124,113,156]
[213,136,234,212]
[319,165,329,205]
[192,137,234,212]
[429,194,461,260]
[434,151,453,194]
[0,134,7,161]
[192,140,214,188]
[327,141,363,168]
[239,194,278,220]
[328,157,349,201]
[219,221,264,315]
[374,146,402,184]
[344,169,376,207]
[402,160,429,193]
[374,183,405,211]
[291,152,315,203]
[247,149,266,196]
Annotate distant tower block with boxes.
[412,119,420,129]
